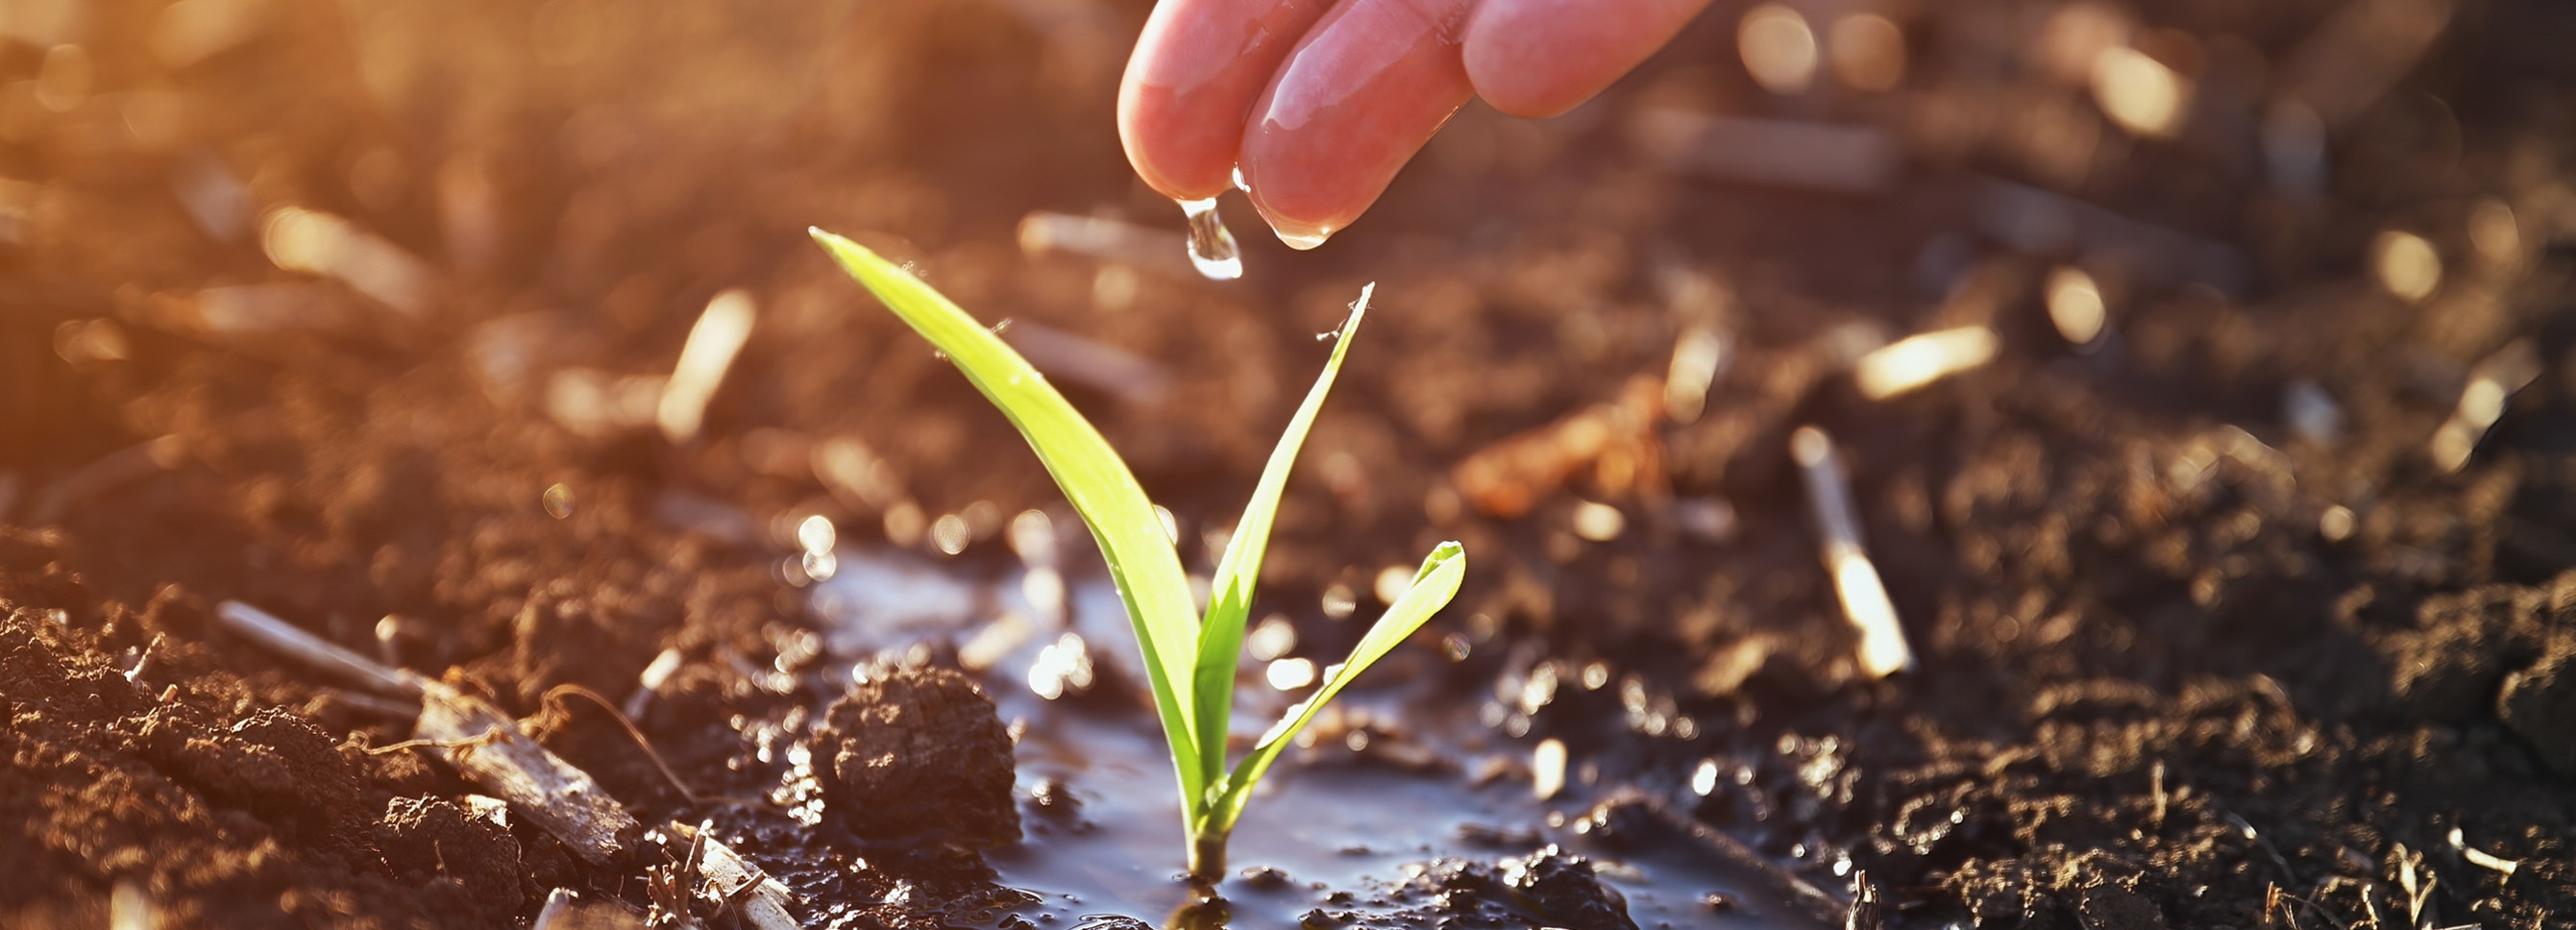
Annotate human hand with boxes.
[1117,0,1715,249]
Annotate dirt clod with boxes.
[815,666,1018,845]
[2497,642,2576,776]
[2073,881,2167,930]
[133,704,364,841]
[376,796,527,922]
[1370,846,1638,930]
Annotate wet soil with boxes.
[7,0,2576,927]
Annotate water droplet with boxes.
[1177,197,1241,281]
[1273,224,1333,251]
[1230,165,1250,192]
[542,483,575,519]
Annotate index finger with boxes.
[1118,0,1335,201]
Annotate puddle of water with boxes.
[809,549,1831,930]
[807,546,985,656]
[983,683,1826,930]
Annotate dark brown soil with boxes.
[816,665,1019,845]
[5,0,2576,927]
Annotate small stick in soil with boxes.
[215,600,426,698]
[123,633,164,691]
[1844,870,1883,930]
[417,678,642,867]
[649,826,707,918]
[659,820,797,930]
[29,435,185,526]
[2355,880,2387,930]
[2449,825,2520,876]
[2149,760,2168,828]
[658,289,756,445]
[2223,810,2296,880]
[624,647,685,720]
[1791,427,1915,678]
[321,686,424,721]
[215,600,641,867]
[359,724,504,756]
[2395,844,2433,925]
[375,614,429,669]
[1016,210,1198,281]
[1852,327,1997,401]
[2275,882,2348,930]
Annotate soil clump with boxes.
[816,666,1020,846]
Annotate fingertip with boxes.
[1463,55,1586,118]
[1118,0,1336,202]
[1116,95,1220,201]
[1117,23,1237,200]
[1460,5,1585,118]
[1464,0,1716,118]
[1237,0,1478,248]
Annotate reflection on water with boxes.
[810,548,1829,930]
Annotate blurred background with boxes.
[4,0,2576,926]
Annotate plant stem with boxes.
[1189,831,1228,882]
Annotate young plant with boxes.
[811,229,1466,879]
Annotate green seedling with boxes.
[812,229,1466,880]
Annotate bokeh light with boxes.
[1739,4,1819,95]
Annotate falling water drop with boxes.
[1276,225,1334,251]
[1177,197,1242,281]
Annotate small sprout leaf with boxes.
[1209,541,1465,835]
[1190,285,1370,791]
[815,232,1461,879]
[811,229,1205,808]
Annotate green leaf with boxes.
[1204,541,1465,836]
[810,229,1205,807]
[1189,285,1371,800]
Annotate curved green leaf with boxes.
[1190,285,1370,796]
[811,229,1204,807]
[1205,541,1465,836]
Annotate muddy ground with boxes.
[6,0,2576,926]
